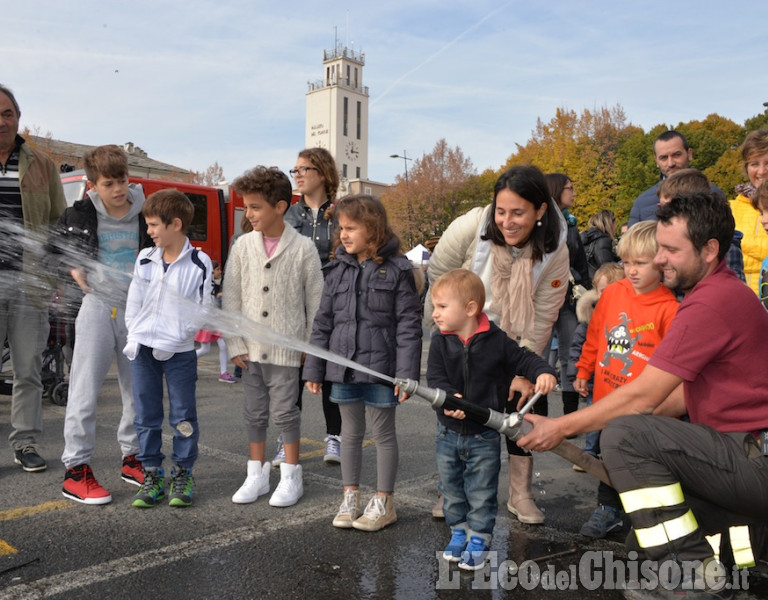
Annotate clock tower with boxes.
[305,43,369,188]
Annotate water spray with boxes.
[11,222,610,485]
[396,378,611,486]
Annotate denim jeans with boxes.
[582,394,601,457]
[130,345,198,468]
[331,382,399,408]
[436,424,501,540]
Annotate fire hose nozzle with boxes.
[395,378,447,408]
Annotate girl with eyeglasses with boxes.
[281,148,343,467]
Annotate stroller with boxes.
[0,289,75,406]
[42,291,74,406]
[0,341,10,396]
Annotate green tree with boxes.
[744,107,768,133]
[455,168,497,214]
[677,114,743,172]
[705,149,743,197]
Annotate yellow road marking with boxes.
[0,539,18,555]
[299,438,374,460]
[0,499,72,522]
[0,500,72,557]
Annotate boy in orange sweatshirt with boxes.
[574,221,679,538]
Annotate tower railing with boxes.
[307,77,369,96]
[323,44,365,65]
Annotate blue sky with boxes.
[5,1,767,185]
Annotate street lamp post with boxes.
[389,151,412,184]
[390,150,415,246]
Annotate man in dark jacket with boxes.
[628,131,693,227]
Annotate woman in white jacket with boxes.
[425,165,570,524]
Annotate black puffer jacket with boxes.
[303,237,422,384]
[580,227,618,280]
[284,197,335,265]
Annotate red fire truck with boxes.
[60,171,303,265]
[59,170,247,265]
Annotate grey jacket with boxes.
[303,238,422,384]
[284,198,335,265]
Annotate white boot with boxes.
[231,460,270,504]
[269,463,303,507]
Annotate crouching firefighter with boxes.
[518,191,768,599]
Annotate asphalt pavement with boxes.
[1,338,766,599]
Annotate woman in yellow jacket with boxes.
[731,128,768,295]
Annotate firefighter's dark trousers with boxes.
[601,415,768,565]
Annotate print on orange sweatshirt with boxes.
[575,278,679,402]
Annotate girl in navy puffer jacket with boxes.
[304,194,422,532]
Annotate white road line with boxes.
[2,505,324,600]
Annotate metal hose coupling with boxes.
[396,378,446,407]
[395,378,535,440]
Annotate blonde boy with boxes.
[567,261,625,464]
[574,221,679,539]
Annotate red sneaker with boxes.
[121,454,144,486]
[62,465,112,505]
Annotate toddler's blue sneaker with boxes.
[458,535,489,571]
[442,528,467,562]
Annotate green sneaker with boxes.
[132,468,166,508]
[168,465,194,507]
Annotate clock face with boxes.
[345,141,359,160]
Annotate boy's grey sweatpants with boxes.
[241,362,301,444]
[61,295,139,469]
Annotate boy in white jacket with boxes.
[124,189,212,508]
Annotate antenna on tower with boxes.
[333,25,338,52]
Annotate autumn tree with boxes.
[499,107,755,225]
[382,139,476,247]
[193,161,226,186]
[503,105,638,225]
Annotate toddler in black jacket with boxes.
[427,269,557,571]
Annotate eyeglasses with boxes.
[289,166,318,177]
